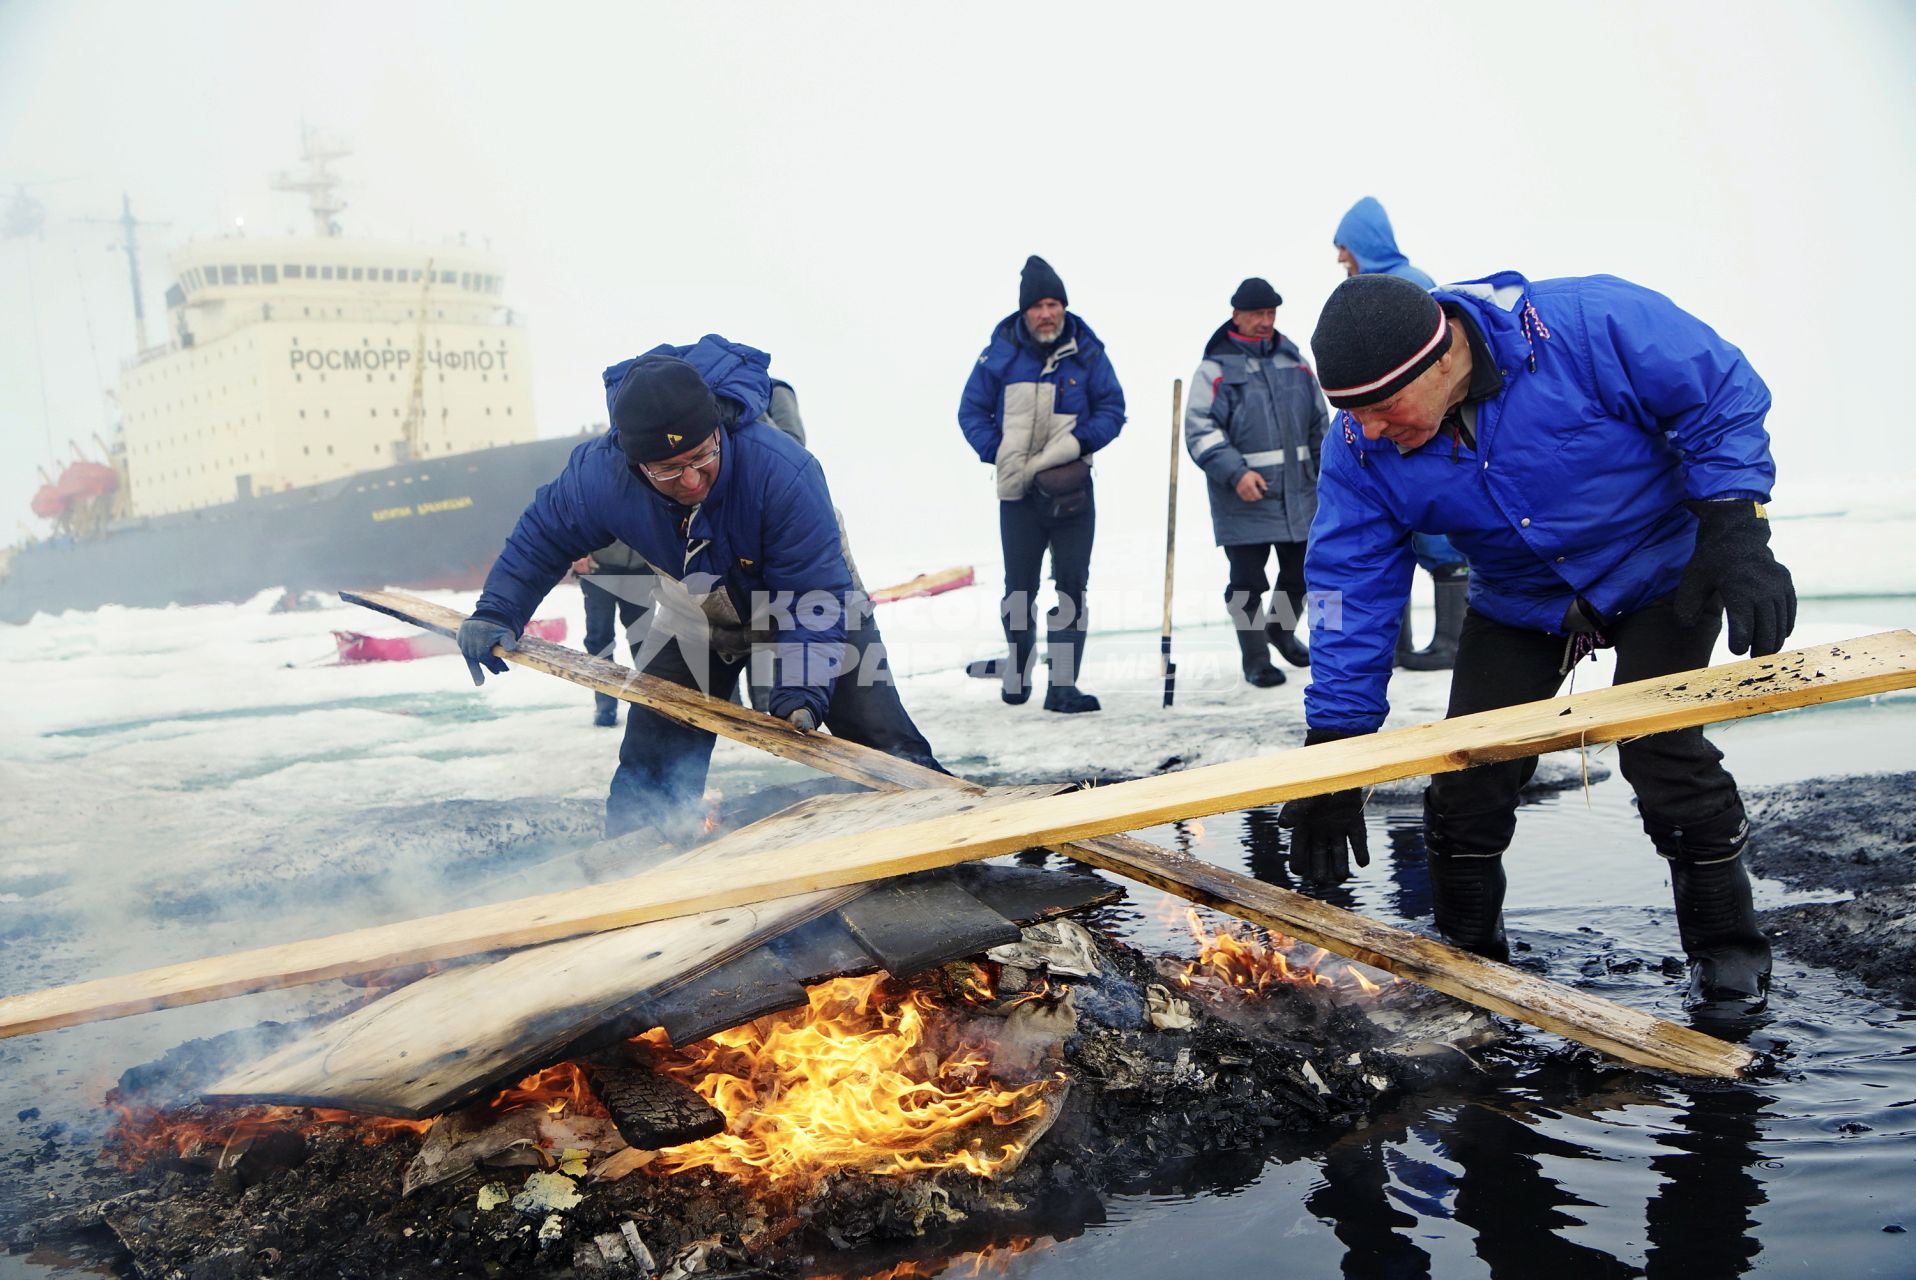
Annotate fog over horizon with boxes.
[2,2,1912,583]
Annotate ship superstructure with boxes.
[121,142,535,518]
[0,136,589,624]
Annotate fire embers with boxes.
[640,971,1068,1187]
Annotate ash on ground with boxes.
[8,919,1494,1280]
[1747,771,1916,1006]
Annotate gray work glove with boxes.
[786,707,818,734]
[457,617,519,686]
[1277,728,1371,884]
[1673,499,1796,657]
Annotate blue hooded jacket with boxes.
[1303,272,1775,734]
[1334,197,1436,289]
[472,335,852,724]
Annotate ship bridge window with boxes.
[381,268,394,282]
[321,265,334,280]
[284,264,300,278]
[221,265,238,285]
[261,265,277,285]
[438,270,456,284]
[351,267,363,281]
[241,265,258,285]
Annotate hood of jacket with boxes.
[601,334,773,431]
[1202,320,1304,363]
[1334,197,1433,285]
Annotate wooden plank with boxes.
[341,589,936,792]
[202,787,1061,1117]
[837,877,1023,979]
[20,602,1913,1074]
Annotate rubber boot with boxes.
[1401,573,1467,671]
[1669,853,1772,1017]
[1042,624,1101,714]
[593,692,619,727]
[999,623,1037,705]
[1394,602,1418,668]
[1230,591,1284,688]
[1266,615,1311,668]
[1427,849,1511,962]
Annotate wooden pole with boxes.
[9,595,1912,1074]
[1161,378,1182,708]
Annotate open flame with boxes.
[641,972,1059,1187]
[104,1061,605,1171]
[1176,909,1392,998]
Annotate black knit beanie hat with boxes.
[1230,277,1282,310]
[613,355,721,464]
[1311,274,1452,408]
[1019,255,1069,310]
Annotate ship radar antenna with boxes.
[270,126,351,238]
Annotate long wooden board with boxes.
[9,629,1911,1075]
[205,786,1062,1117]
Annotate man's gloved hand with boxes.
[457,617,519,686]
[1673,499,1796,657]
[1278,728,1371,883]
[786,707,818,734]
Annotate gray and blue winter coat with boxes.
[958,313,1126,499]
[1334,197,1436,289]
[1304,271,1776,735]
[1184,324,1330,546]
[472,335,853,725]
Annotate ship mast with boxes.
[269,127,349,238]
[79,193,165,353]
[395,259,434,464]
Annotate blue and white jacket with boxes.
[1304,272,1775,734]
[958,313,1126,499]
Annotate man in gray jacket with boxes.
[1184,277,1329,686]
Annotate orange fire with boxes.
[825,1235,1056,1280]
[1176,908,1393,998]
[104,1061,609,1170]
[641,973,1059,1187]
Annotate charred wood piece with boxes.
[586,1059,725,1150]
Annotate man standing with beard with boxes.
[959,255,1126,713]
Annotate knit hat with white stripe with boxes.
[1310,273,1452,408]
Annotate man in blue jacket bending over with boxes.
[958,255,1125,713]
[1283,272,1795,1018]
[458,335,943,840]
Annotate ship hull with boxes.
[0,434,592,624]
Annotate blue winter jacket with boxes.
[472,335,853,724]
[1304,272,1776,734]
[958,313,1126,488]
[1334,197,1436,289]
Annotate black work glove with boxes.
[457,617,519,686]
[1672,499,1796,657]
[1278,728,1371,884]
[786,708,818,734]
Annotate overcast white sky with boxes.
[2,1,1912,583]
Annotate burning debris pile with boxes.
[14,914,1492,1279]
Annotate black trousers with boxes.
[999,489,1095,635]
[581,576,650,718]
[1223,541,1307,628]
[607,604,944,839]
[1424,595,1746,859]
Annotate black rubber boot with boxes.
[995,594,1040,705]
[1427,849,1511,962]
[1669,853,1771,1018]
[1394,602,1418,668]
[1401,574,1468,671]
[1266,619,1311,668]
[1043,625,1100,714]
[1230,591,1284,688]
[592,694,619,727]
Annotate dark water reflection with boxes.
[843,716,1916,1280]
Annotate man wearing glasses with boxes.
[459,334,943,840]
